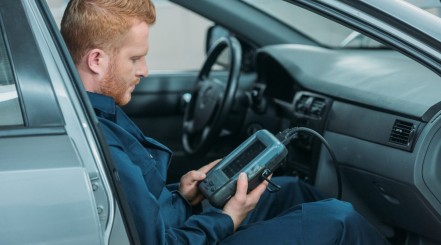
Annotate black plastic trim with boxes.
[0,126,65,138]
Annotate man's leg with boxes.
[220,198,389,244]
[242,176,325,224]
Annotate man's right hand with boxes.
[222,172,268,231]
[179,160,220,206]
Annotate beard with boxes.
[100,59,139,106]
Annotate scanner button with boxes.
[209,181,214,186]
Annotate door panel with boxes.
[0,135,103,245]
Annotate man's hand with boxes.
[222,172,268,231]
[179,159,220,206]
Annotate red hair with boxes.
[61,0,156,64]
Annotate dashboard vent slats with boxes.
[310,98,326,117]
[389,120,415,146]
[295,95,309,114]
[294,93,328,119]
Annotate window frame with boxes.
[0,0,65,136]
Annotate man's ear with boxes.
[86,48,109,75]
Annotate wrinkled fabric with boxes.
[89,92,233,245]
[221,177,390,244]
[88,92,389,245]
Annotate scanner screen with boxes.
[222,140,266,178]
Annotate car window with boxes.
[47,0,213,72]
[406,0,441,17]
[149,0,213,71]
[241,0,384,48]
[242,0,441,49]
[0,27,23,127]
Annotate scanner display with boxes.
[199,129,289,208]
[221,140,266,178]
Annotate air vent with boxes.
[293,93,330,120]
[295,95,310,114]
[389,120,416,146]
[310,98,326,117]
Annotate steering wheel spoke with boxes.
[183,120,195,134]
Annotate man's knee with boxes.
[303,199,388,244]
[272,176,300,188]
[272,176,324,202]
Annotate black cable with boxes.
[276,127,342,200]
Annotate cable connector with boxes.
[275,127,299,145]
[275,126,342,200]
[261,168,281,192]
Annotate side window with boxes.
[46,0,213,71]
[0,27,23,126]
[149,0,213,71]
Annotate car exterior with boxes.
[1,0,441,244]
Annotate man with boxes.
[61,0,389,244]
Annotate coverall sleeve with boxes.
[107,145,234,245]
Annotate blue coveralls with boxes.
[88,92,389,245]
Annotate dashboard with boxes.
[250,44,441,242]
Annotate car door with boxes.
[0,1,137,244]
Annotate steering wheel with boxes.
[182,36,242,155]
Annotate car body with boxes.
[1,0,441,244]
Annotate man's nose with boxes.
[137,58,148,77]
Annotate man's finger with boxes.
[182,171,205,185]
[198,159,221,173]
[235,172,249,197]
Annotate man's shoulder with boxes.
[96,117,130,148]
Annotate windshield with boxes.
[242,0,441,49]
